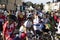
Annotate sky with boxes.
[22,0,57,4]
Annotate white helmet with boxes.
[27,13,33,18]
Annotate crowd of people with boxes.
[0,2,60,40]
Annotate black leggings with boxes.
[0,22,2,31]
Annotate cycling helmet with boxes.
[27,13,33,19]
[7,14,17,22]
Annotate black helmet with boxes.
[7,14,17,22]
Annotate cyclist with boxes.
[3,14,17,40]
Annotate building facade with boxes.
[0,0,22,10]
[7,0,22,10]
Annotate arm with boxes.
[3,23,7,40]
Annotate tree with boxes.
[26,2,33,6]
[32,4,36,8]
[40,3,44,10]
